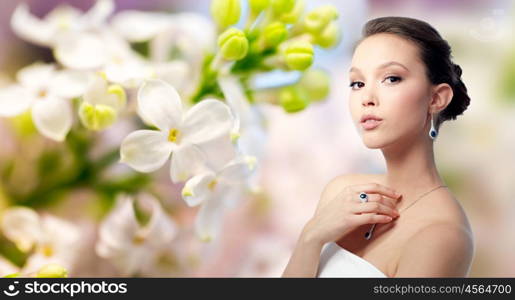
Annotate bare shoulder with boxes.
[395,221,475,277]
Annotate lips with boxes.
[360,114,383,123]
[360,114,383,130]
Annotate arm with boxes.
[394,222,474,277]
[281,221,325,277]
[282,175,400,277]
[281,175,351,277]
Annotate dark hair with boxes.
[357,16,470,131]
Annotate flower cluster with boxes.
[0,0,340,276]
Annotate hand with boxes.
[304,183,402,246]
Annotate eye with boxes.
[349,81,364,90]
[383,76,402,84]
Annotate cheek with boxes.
[382,84,428,126]
[348,94,362,124]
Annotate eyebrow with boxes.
[349,61,409,74]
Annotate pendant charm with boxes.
[364,224,376,240]
[429,128,437,139]
[429,115,438,140]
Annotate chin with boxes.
[361,133,393,149]
[363,140,386,149]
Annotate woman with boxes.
[282,16,474,278]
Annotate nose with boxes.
[360,84,378,107]
[361,93,377,107]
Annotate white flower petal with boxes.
[118,248,150,277]
[218,155,255,185]
[38,214,81,269]
[194,136,238,173]
[16,63,55,91]
[22,252,73,276]
[182,99,233,145]
[49,70,92,99]
[153,60,190,93]
[0,84,34,116]
[1,207,41,252]
[95,239,117,258]
[83,75,107,104]
[41,214,81,249]
[137,194,177,245]
[31,97,72,141]
[218,75,267,158]
[170,144,209,183]
[54,32,108,69]
[181,172,216,207]
[111,10,172,42]
[174,13,216,57]
[80,0,114,28]
[194,188,228,242]
[95,193,175,276]
[83,75,125,110]
[96,195,140,255]
[149,30,175,63]
[137,79,183,131]
[44,3,82,28]
[10,3,55,46]
[104,60,151,89]
[120,130,173,172]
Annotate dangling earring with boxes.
[429,113,438,139]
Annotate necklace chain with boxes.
[397,185,448,214]
[364,184,448,240]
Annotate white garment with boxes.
[317,242,388,277]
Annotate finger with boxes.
[353,213,394,224]
[363,194,396,208]
[376,195,397,208]
[353,193,382,203]
[352,202,399,217]
[351,183,401,200]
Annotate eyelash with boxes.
[349,76,402,90]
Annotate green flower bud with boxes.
[283,40,314,70]
[211,0,241,29]
[279,85,309,113]
[79,102,117,131]
[262,22,288,48]
[271,0,295,15]
[279,0,305,24]
[299,69,330,101]
[249,0,270,14]
[304,5,338,34]
[35,264,68,278]
[218,27,249,60]
[314,21,340,48]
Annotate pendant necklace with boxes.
[364,185,448,240]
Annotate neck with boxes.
[381,132,445,210]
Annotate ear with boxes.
[429,83,453,114]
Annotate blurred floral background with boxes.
[0,0,514,277]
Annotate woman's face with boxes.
[348,33,432,149]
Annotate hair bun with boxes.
[452,63,462,78]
